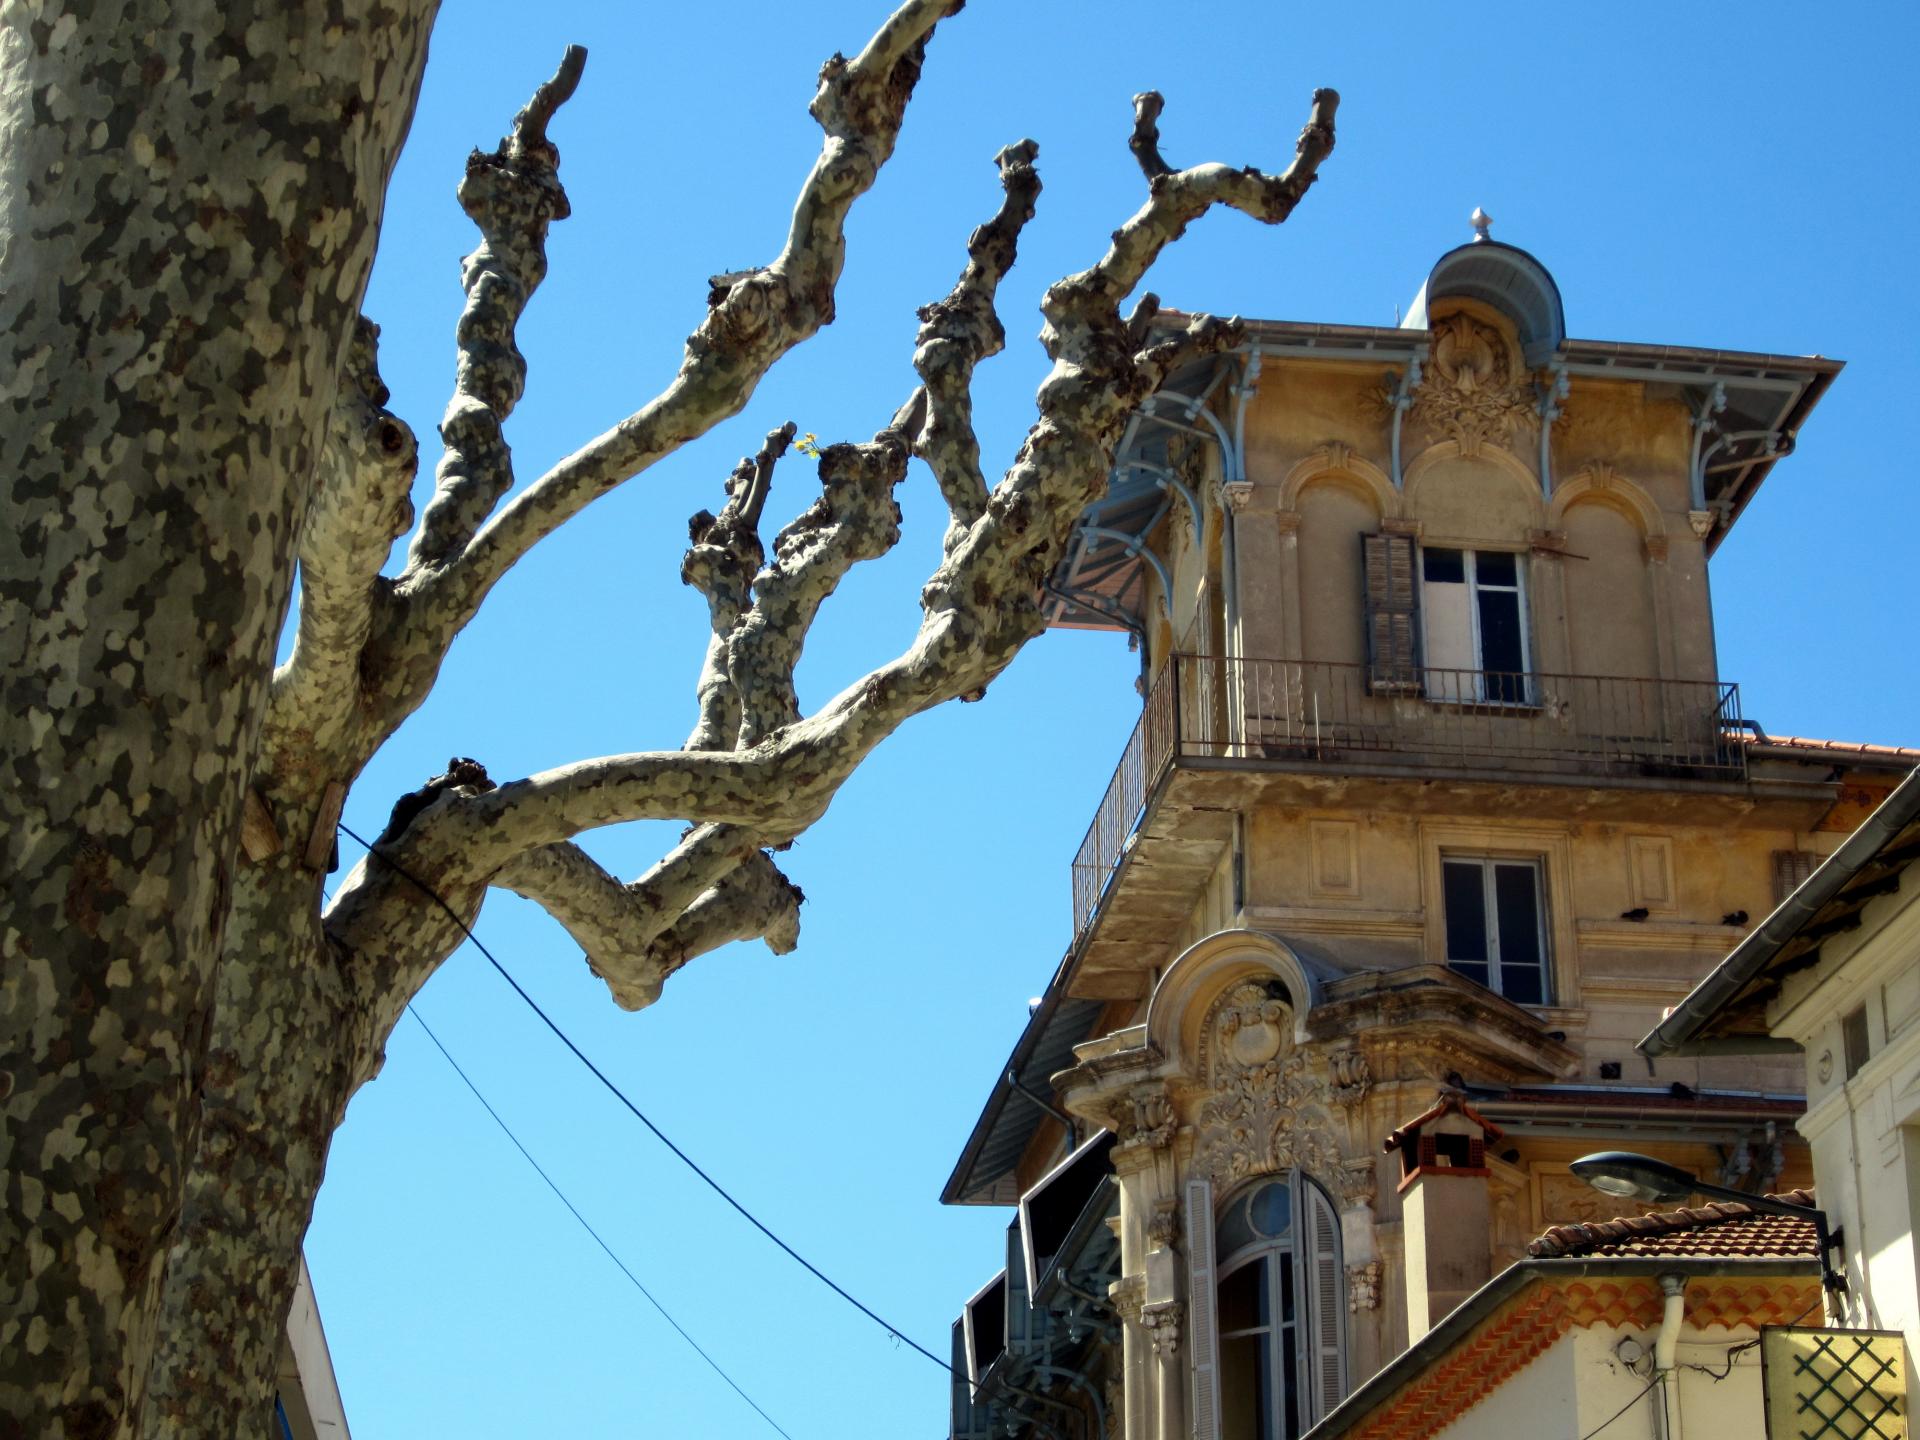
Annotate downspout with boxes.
[1536,360,1569,500]
[1387,355,1424,490]
[1654,1273,1685,1440]
[1007,1068,1076,1150]
[1226,350,1260,663]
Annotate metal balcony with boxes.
[1069,656,1745,935]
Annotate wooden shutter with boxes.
[1185,1177,1220,1440]
[1361,532,1420,692]
[1302,1179,1346,1423]
[1772,849,1820,905]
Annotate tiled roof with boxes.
[1528,1189,1819,1261]
[1382,1089,1505,1153]
[1749,734,1920,761]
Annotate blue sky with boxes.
[308,4,1920,1436]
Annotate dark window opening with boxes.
[1443,857,1549,1004]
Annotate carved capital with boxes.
[1112,1080,1177,1162]
[1642,534,1669,563]
[1329,1048,1371,1108]
[1687,509,1715,539]
[1346,1261,1383,1313]
[1380,516,1423,539]
[1222,480,1255,514]
[1110,1273,1148,1324]
[1147,1196,1181,1251]
[1337,1156,1378,1210]
[1140,1300,1184,1359]
[1273,507,1302,537]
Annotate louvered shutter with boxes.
[1772,849,1820,905]
[1185,1177,1220,1440]
[1361,532,1420,692]
[1302,1180,1346,1423]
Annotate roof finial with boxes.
[1470,206,1493,243]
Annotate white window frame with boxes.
[1419,547,1534,705]
[1441,854,1551,1005]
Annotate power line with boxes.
[407,1005,796,1440]
[335,820,951,1374]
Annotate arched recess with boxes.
[1559,495,1662,680]
[1402,440,1546,542]
[1278,447,1399,519]
[1547,464,1665,540]
[1293,475,1383,667]
[1147,929,1320,1076]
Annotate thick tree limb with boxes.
[409,1,964,650]
[912,139,1040,547]
[270,317,418,748]
[683,425,795,750]
[406,46,586,571]
[492,832,799,1009]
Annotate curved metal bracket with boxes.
[1080,524,1173,613]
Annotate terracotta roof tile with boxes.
[1749,734,1920,760]
[1527,1188,1819,1261]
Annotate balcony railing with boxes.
[1069,656,1745,933]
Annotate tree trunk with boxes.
[0,6,435,1435]
[140,861,361,1440]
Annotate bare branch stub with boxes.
[912,138,1041,546]
[406,45,588,571]
[1129,91,1171,180]
[683,423,798,750]
[269,316,418,747]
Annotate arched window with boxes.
[1188,1173,1345,1440]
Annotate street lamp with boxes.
[1570,1150,1847,1295]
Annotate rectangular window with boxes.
[1421,547,1531,704]
[1843,1004,1872,1081]
[1442,856,1549,1004]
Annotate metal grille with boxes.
[1763,1327,1909,1440]
[1070,654,1746,935]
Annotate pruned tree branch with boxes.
[683,424,795,750]
[1128,91,1172,180]
[271,317,418,744]
[409,1,966,654]
[493,834,800,1010]
[406,46,586,571]
[728,412,914,747]
[912,139,1040,548]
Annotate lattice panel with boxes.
[1764,1327,1909,1440]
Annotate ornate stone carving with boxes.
[1687,508,1715,539]
[1346,1262,1383,1313]
[1400,312,1539,457]
[1147,1196,1181,1250]
[1223,480,1255,513]
[1319,440,1354,473]
[1140,1300,1184,1360]
[1336,1157,1378,1210]
[1329,1049,1371,1107]
[1111,1080,1176,1164]
[1191,980,1349,1188]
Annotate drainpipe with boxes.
[1654,1273,1686,1440]
[1007,1068,1076,1150]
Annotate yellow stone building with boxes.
[941,221,1914,1440]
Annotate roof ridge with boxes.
[1528,1187,1817,1259]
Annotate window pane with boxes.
[1281,1323,1301,1440]
[1493,864,1544,1004]
[1219,1259,1268,1333]
[1220,1333,1268,1440]
[1442,861,1488,962]
[1476,585,1525,677]
[1250,1181,1292,1241]
[1475,550,1517,586]
[1217,1190,1255,1258]
[1423,548,1465,584]
[1279,1253,1296,1326]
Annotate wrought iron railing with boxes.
[1070,656,1745,933]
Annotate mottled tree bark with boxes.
[2,1,1336,1435]
[0,5,435,1437]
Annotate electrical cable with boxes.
[406,1004,796,1440]
[1576,1373,1660,1440]
[335,820,952,1374]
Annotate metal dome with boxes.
[1403,228,1566,368]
